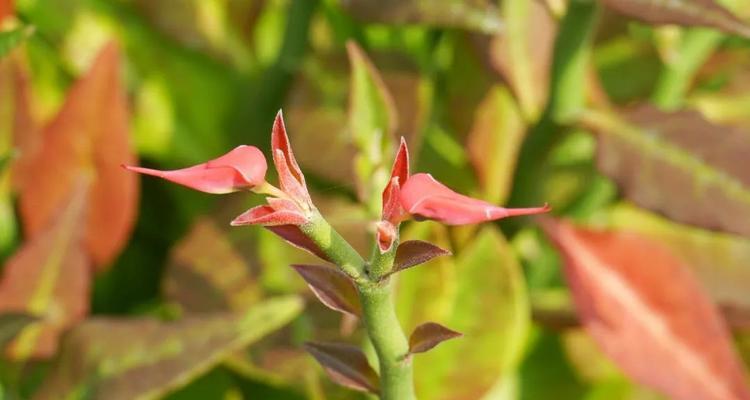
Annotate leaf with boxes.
[303,341,379,394]
[341,0,503,33]
[599,0,750,38]
[346,40,397,215]
[0,26,31,60]
[396,223,530,399]
[541,218,750,400]
[0,313,37,347]
[0,187,89,360]
[467,86,527,204]
[291,264,361,317]
[610,203,750,308]
[17,42,138,268]
[163,218,262,313]
[386,240,451,278]
[584,105,750,238]
[34,296,303,400]
[408,322,462,355]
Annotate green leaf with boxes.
[584,105,750,238]
[0,26,32,60]
[33,296,303,400]
[396,223,531,399]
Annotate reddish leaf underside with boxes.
[408,322,462,355]
[17,42,138,268]
[0,188,89,359]
[389,240,451,277]
[542,218,750,400]
[291,264,361,317]
[303,341,379,394]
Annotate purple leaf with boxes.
[303,341,379,394]
[291,265,361,317]
[408,322,462,355]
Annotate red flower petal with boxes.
[381,138,409,224]
[271,111,311,205]
[400,173,550,225]
[123,145,266,194]
[231,205,308,226]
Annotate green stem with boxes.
[651,28,723,110]
[301,213,415,399]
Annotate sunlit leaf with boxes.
[467,86,526,204]
[385,240,451,279]
[341,0,503,33]
[34,296,303,400]
[291,264,361,317]
[396,223,530,399]
[346,40,397,215]
[163,218,261,313]
[17,42,138,268]
[0,312,36,347]
[584,106,750,238]
[599,0,750,37]
[303,341,379,394]
[0,26,31,60]
[408,322,462,355]
[0,188,89,360]
[542,218,750,400]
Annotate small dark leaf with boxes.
[387,240,451,278]
[291,264,361,317]
[600,0,750,38]
[303,341,379,394]
[0,313,36,347]
[266,225,331,262]
[584,106,750,238]
[408,322,462,355]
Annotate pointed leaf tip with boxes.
[408,322,462,355]
[291,265,361,317]
[304,341,379,394]
[384,240,450,278]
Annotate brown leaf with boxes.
[163,218,262,313]
[387,240,451,278]
[408,322,462,355]
[0,187,89,359]
[18,42,138,268]
[584,105,750,238]
[291,264,361,317]
[303,341,379,394]
[541,218,750,400]
[600,0,750,38]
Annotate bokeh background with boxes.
[2,0,750,399]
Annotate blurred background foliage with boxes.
[1,0,750,399]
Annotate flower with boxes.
[375,138,409,252]
[400,173,550,225]
[123,145,267,194]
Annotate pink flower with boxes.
[375,138,409,252]
[400,173,550,225]
[123,145,267,194]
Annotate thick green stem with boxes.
[651,28,723,110]
[300,212,415,399]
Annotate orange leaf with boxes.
[542,218,750,400]
[0,187,90,359]
[18,42,138,268]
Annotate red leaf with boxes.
[265,225,330,262]
[17,43,138,268]
[231,204,307,226]
[542,218,750,400]
[291,264,361,317]
[385,240,450,278]
[271,111,311,207]
[0,188,90,359]
[303,341,379,394]
[408,322,462,355]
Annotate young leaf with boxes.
[0,313,36,347]
[599,0,750,38]
[0,188,89,359]
[17,42,138,268]
[291,264,361,317]
[163,218,261,313]
[541,218,750,400]
[303,341,379,394]
[584,106,750,238]
[408,322,462,355]
[34,296,303,400]
[386,240,450,278]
